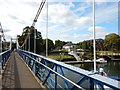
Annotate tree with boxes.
[54,40,64,50]
[18,26,43,53]
[81,41,87,49]
[104,33,120,51]
[18,26,30,46]
[36,30,43,53]
[43,39,54,52]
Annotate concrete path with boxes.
[2,51,44,89]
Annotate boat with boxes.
[96,58,107,63]
[85,60,91,61]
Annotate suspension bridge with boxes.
[0,0,120,89]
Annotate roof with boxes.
[63,42,73,46]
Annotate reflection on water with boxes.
[49,60,120,88]
[72,61,120,77]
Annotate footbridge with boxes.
[68,51,81,61]
[0,0,120,89]
[1,49,120,89]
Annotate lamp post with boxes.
[34,29,36,53]
[10,38,12,50]
[93,0,96,72]
[46,0,48,57]
[16,38,18,50]
[29,32,30,52]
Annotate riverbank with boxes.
[48,54,75,61]
[47,52,120,63]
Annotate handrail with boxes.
[17,49,120,89]
[0,49,11,55]
[0,49,12,69]
[23,52,84,89]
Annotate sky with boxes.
[0,0,119,43]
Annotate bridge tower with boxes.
[10,38,12,50]
[16,37,19,50]
[9,38,19,50]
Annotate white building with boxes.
[62,43,76,52]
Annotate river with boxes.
[49,60,120,88]
[45,59,120,88]
[71,60,120,77]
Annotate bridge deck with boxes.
[2,51,44,89]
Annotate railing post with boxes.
[42,64,55,85]
[55,65,57,90]
[59,66,69,89]
[35,62,39,76]
[89,78,94,90]
[16,49,120,90]
[28,58,31,68]
[2,55,4,69]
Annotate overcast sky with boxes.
[0,0,119,43]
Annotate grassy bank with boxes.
[48,54,74,61]
[97,51,120,53]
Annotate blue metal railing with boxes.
[17,49,120,90]
[0,49,12,69]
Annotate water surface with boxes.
[72,61,120,77]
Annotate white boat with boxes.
[84,60,92,62]
[85,60,91,61]
[96,58,107,63]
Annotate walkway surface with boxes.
[2,51,44,89]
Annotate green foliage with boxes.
[18,26,119,54]
[12,43,16,50]
[18,26,30,46]
[18,26,43,53]
[78,40,93,53]
[81,41,87,49]
[43,39,54,52]
[48,54,74,61]
[104,33,120,51]
[54,40,64,49]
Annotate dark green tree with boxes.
[18,26,30,46]
[43,39,54,52]
[104,33,120,51]
[54,40,64,50]
[18,26,43,53]
[81,41,87,49]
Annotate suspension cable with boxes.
[0,22,6,42]
[32,0,46,27]
[18,0,46,50]
[0,22,9,51]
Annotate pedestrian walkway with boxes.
[2,51,45,89]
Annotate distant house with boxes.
[62,43,76,52]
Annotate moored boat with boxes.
[96,58,107,63]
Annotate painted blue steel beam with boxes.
[0,50,12,69]
[17,49,83,89]
[42,64,55,85]
[17,49,120,89]
[71,76,88,90]
[59,66,69,89]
